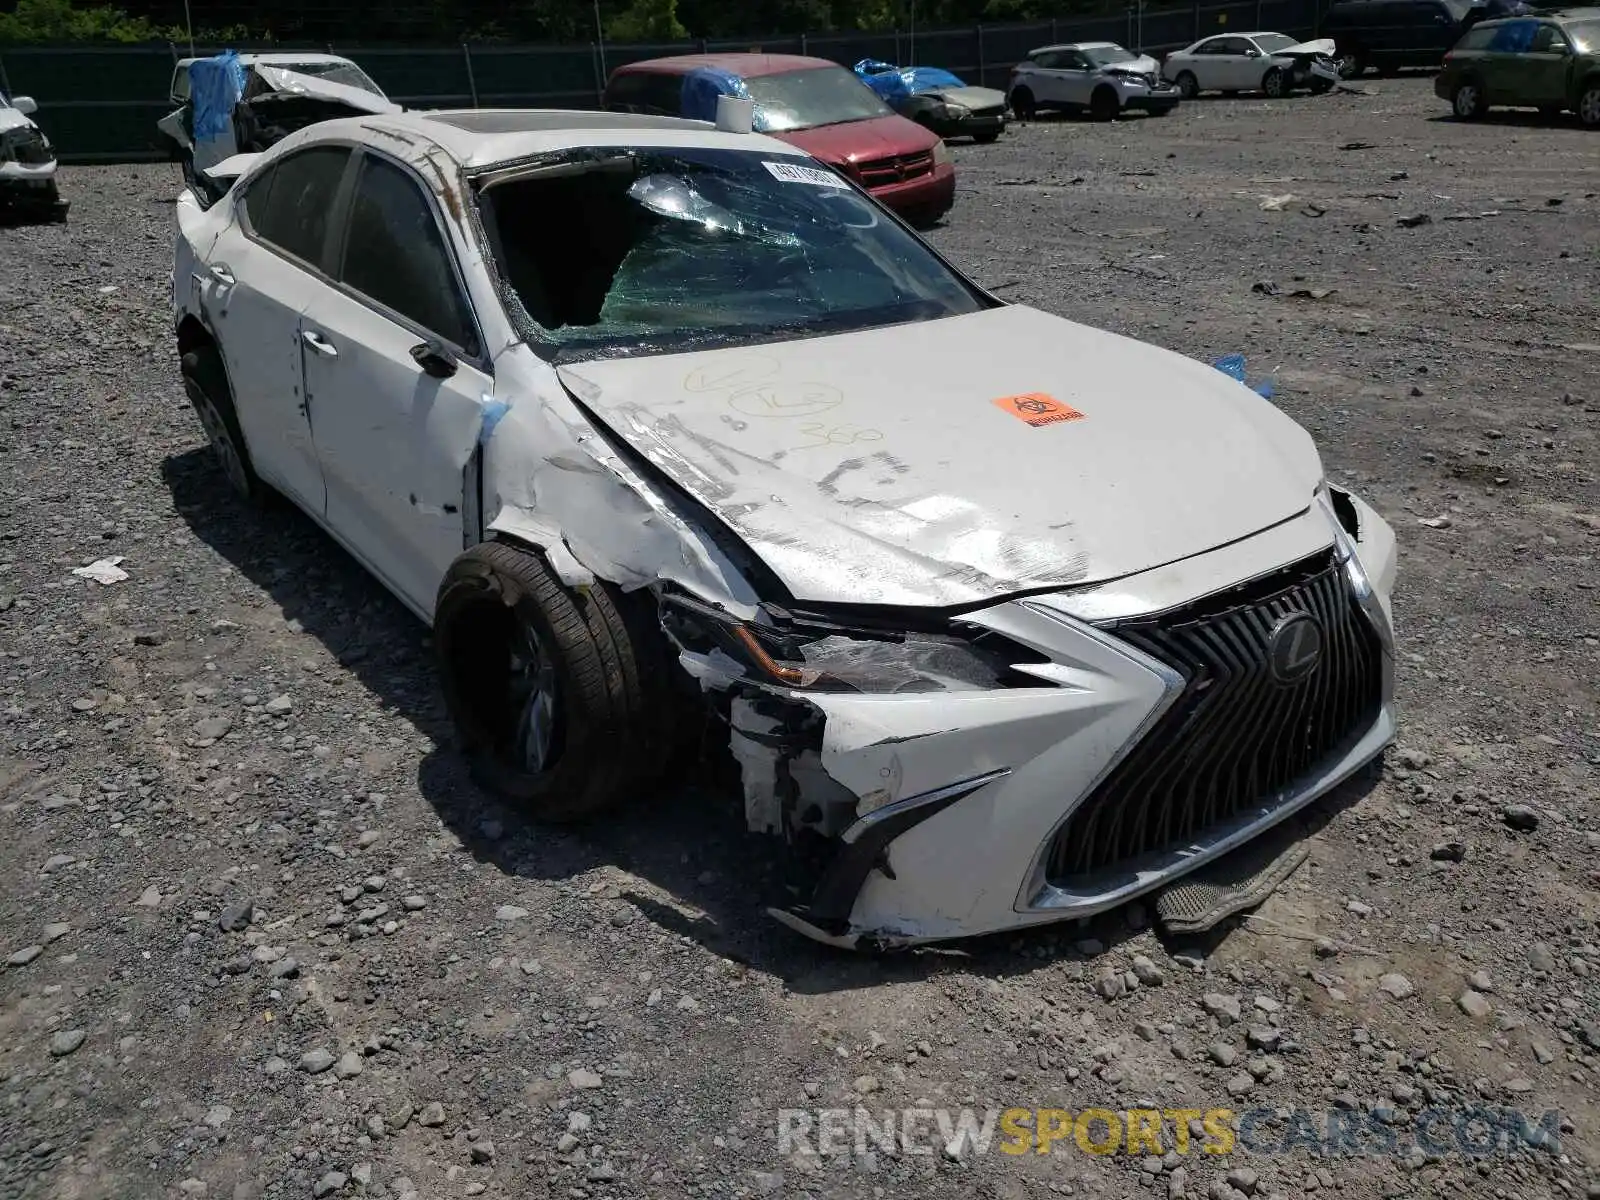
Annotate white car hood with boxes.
[556,305,1322,608]
[1105,54,1161,74]
[0,107,37,136]
[252,66,401,114]
[1276,38,1336,56]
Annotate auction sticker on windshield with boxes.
[763,161,850,188]
[992,393,1086,428]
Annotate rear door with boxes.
[300,148,492,619]
[204,144,354,512]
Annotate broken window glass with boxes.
[341,155,478,353]
[478,148,985,361]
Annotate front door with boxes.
[300,149,491,619]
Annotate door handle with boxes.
[302,330,338,357]
[210,262,235,285]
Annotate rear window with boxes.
[742,66,892,132]
[244,146,351,269]
[477,147,984,361]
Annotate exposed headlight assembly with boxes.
[661,594,1027,694]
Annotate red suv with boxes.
[604,53,956,227]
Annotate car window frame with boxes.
[330,146,488,368]
[237,142,361,278]
[1528,21,1570,52]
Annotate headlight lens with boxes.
[662,595,1021,693]
[930,138,951,167]
[941,102,971,118]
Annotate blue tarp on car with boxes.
[853,60,967,102]
[680,66,751,122]
[189,51,248,142]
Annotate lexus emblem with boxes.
[1267,612,1323,684]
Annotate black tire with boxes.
[973,129,1001,143]
[180,345,263,503]
[1339,52,1366,79]
[1262,67,1286,98]
[1089,85,1120,121]
[433,541,675,821]
[1175,70,1199,99]
[1010,86,1036,121]
[1452,77,1487,119]
[1576,81,1600,127]
[1309,77,1335,95]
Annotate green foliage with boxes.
[607,0,689,41]
[0,0,254,44]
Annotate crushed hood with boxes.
[1275,38,1336,56]
[556,305,1322,609]
[777,114,939,168]
[922,85,1008,109]
[0,107,37,136]
[1103,54,1161,75]
[252,66,401,115]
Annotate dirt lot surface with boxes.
[1,75,1597,1200]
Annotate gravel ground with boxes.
[1,76,1598,1200]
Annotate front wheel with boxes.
[1009,86,1037,121]
[434,542,675,821]
[1339,53,1366,79]
[1262,67,1286,98]
[1309,77,1335,95]
[1577,83,1600,128]
[1089,86,1120,121]
[1175,70,1199,99]
[1452,79,1487,119]
[973,129,1001,143]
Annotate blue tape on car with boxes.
[478,399,510,445]
[1213,354,1247,382]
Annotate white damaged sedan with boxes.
[171,108,1397,947]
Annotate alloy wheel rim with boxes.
[1266,72,1283,97]
[1456,85,1478,116]
[194,391,249,496]
[507,619,558,775]
[1582,89,1600,124]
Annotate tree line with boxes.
[1,0,1106,45]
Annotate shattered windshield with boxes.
[1082,45,1138,65]
[478,147,985,361]
[1253,34,1299,52]
[276,61,385,97]
[743,67,893,132]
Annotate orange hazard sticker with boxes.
[991,392,1085,428]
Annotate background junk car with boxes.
[171,108,1398,949]
[1436,10,1600,124]
[852,59,1010,141]
[1008,42,1182,120]
[1162,33,1342,97]
[0,89,66,223]
[603,53,956,227]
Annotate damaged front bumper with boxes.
[699,491,1397,947]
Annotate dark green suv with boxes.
[1436,9,1600,124]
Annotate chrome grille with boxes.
[1045,551,1384,883]
[856,150,935,188]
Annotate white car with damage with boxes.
[0,90,67,222]
[1161,33,1342,98]
[170,107,1398,948]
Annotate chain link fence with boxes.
[1,0,1326,163]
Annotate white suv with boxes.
[172,108,1397,948]
[1008,42,1182,120]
